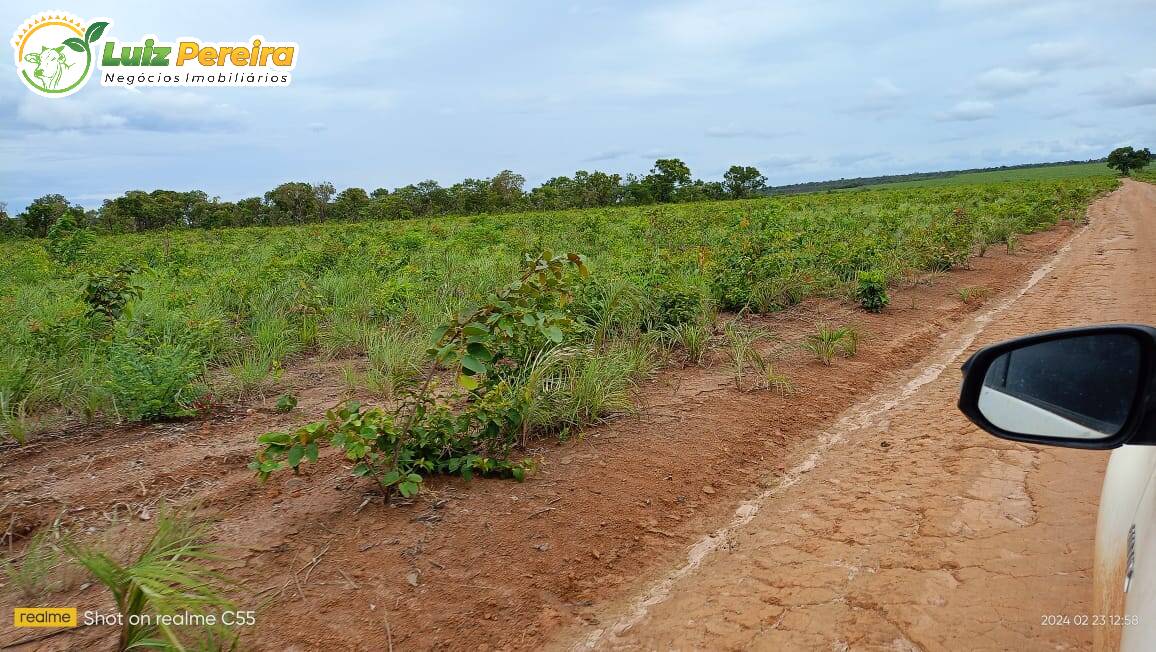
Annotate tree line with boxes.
[0,160,768,238]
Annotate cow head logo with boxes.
[12,11,109,98]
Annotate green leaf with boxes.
[399,481,419,497]
[511,467,525,482]
[85,21,108,43]
[521,313,537,327]
[406,473,423,484]
[304,441,319,463]
[63,37,86,53]
[287,445,305,467]
[462,323,488,337]
[380,469,401,485]
[466,342,493,361]
[460,354,487,375]
[456,373,480,390]
[258,431,291,445]
[544,325,564,343]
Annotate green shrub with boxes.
[252,252,588,498]
[107,340,205,421]
[45,212,94,269]
[646,284,704,330]
[854,269,889,313]
[83,266,141,321]
[275,393,297,413]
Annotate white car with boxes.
[959,324,1156,651]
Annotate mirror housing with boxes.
[959,325,1156,449]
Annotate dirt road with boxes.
[573,179,1156,650]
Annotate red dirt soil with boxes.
[0,184,1132,651]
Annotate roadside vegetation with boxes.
[0,159,767,238]
[0,175,1116,445]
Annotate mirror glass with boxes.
[978,333,1142,440]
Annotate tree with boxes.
[573,170,623,207]
[264,182,318,224]
[393,180,450,217]
[19,194,83,237]
[488,170,526,211]
[677,180,726,202]
[331,187,369,221]
[645,158,692,203]
[313,181,336,221]
[236,197,264,226]
[449,178,490,214]
[723,165,768,199]
[528,176,575,211]
[0,201,22,239]
[1107,146,1152,176]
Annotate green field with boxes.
[0,175,1118,448]
[860,162,1115,190]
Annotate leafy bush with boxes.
[252,252,588,498]
[854,269,889,313]
[107,340,205,421]
[83,266,141,321]
[45,212,94,268]
[646,283,704,330]
[275,393,297,413]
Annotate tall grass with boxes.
[1,527,67,598]
[802,324,859,365]
[514,341,656,438]
[66,509,238,651]
[0,176,1117,431]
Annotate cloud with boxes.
[975,67,1045,98]
[643,0,839,51]
[15,102,128,130]
[583,149,633,162]
[846,78,906,114]
[938,0,1037,8]
[1027,40,1100,70]
[15,90,246,133]
[936,100,996,121]
[756,154,815,169]
[831,151,893,167]
[1097,68,1156,108]
[704,125,784,139]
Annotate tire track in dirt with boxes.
[571,180,1155,651]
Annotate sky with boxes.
[2,0,1155,214]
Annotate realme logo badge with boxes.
[13,607,78,627]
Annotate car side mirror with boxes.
[958,325,1156,449]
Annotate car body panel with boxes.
[1095,445,1156,651]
